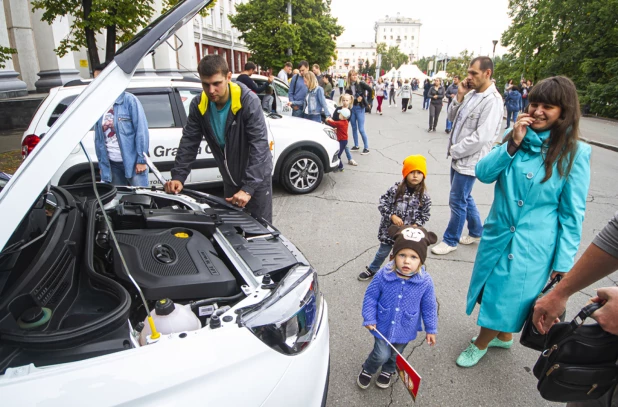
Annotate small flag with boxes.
[374,329,422,402]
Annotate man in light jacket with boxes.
[432,57,504,255]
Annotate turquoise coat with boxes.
[466,128,591,332]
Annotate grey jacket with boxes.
[446,83,504,176]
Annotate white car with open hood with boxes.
[0,1,330,406]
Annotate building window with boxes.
[383,36,386,39]
[390,36,393,39]
[411,36,414,40]
[404,36,407,40]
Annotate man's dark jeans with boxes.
[443,166,483,246]
[224,178,273,223]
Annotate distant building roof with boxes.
[375,13,421,26]
[337,42,376,49]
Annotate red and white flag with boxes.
[375,329,422,401]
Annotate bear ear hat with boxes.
[388,224,406,239]
[424,231,438,246]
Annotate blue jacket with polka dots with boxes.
[362,262,438,344]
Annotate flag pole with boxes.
[374,328,406,358]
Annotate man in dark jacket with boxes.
[445,75,460,134]
[165,55,273,222]
[235,61,274,94]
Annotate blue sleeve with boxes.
[420,277,438,334]
[475,130,515,184]
[362,272,382,326]
[552,143,592,272]
[318,87,330,116]
[129,94,149,163]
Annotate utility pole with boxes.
[286,1,293,57]
[492,40,498,63]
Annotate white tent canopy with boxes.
[380,67,398,80]
[431,70,449,80]
[396,64,429,81]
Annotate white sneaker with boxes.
[431,241,457,255]
[348,159,358,166]
[459,235,481,245]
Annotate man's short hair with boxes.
[93,62,108,73]
[298,60,309,69]
[198,55,229,77]
[470,56,494,77]
[244,61,257,71]
[285,62,293,68]
[312,64,320,70]
[453,75,460,80]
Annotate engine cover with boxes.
[112,228,237,300]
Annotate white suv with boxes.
[22,77,340,194]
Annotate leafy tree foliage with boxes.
[446,49,475,79]
[229,0,343,70]
[378,44,408,71]
[0,46,17,69]
[501,0,618,118]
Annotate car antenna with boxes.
[78,141,161,342]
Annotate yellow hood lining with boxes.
[198,82,242,116]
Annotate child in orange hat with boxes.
[358,155,432,281]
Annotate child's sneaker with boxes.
[348,159,358,166]
[357,368,372,389]
[376,371,393,389]
[358,267,375,281]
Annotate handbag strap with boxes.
[540,274,562,295]
[570,302,603,330]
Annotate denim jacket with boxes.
[303,86,330,116]
[362,263,438,344]
[94,92,149,182]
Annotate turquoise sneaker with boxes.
[456,343,488,367]
[471,336,514,349]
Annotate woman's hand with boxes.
[512,113,535,145]
[365,324,376,331]
[357,96,363,103]
[426,334,436,346]
[391,215,404,226]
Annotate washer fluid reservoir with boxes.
[139,298,201,345]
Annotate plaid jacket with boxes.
[377,182,431,245]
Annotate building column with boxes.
[0,2,27,98]
[4,0,38,91]
[30,6,81,92]
[152,0,180,76]
[177,18,198,80]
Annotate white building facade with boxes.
[374,13,421,62]
[333,42,376,75]
[0,0,250,98]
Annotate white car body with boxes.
[22,78,340,194]
[0,1,330,405]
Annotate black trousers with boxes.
[389,90,396,104]
[401,98,410,112]
[429,104,443,129]
[223,178,273,223]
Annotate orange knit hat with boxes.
[402,155,427,179]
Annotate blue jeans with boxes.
[446,116,453,131]
[350,105,369,149]
[337,140,347,169]
[423,97,430,109]
[443,166,483,246]
[109,160,149,187]
[305,114,321,123]
[292,108,304,118]
[506,109,519,128]
[363,337,408,374]
[368,243,393,272]
[344,146,352,161]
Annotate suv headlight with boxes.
[323,128,337,141]
[241,266,323,355]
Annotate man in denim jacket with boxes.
[93,64,150,186]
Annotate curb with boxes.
[580,138,618,153]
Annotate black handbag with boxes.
[533,303,618,403]
[520,275,564,351]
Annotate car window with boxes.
[134,93,175,128]
[273,82,288,97]
[47,95,78,127]
[178,89,202,117]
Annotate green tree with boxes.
[31,0,156,68]
[0,46,17,69]
[445,49,474,79]
[380,45,408,70]
[229,0,343,70]
[415,56,431,73]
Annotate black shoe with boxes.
[350,146,360,152]
[358,267,375,281]
[357,369,372,389]
[361,149,370,155]
[445,129,451,134]
[427,128,432,132]
[376,371,393,389]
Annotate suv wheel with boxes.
[280,150,324,194]
[73,172,100,185]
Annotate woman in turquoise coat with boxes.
[456,76,591,367]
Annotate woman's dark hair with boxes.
[394,176,427,207]
[505,76,580,183]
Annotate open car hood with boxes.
[0,0,212,251]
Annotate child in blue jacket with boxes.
[358,225,439,390]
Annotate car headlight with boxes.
[241,266,323,355]
[324,128,337,141]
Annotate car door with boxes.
[272,79,293,116]
[175,87,223,185]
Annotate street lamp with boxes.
[492,40,498,61]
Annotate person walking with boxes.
[303,71,330,123]
[388,79,397,107]
[431,57,504,255]
[504,85,522,128]
[277,62,292,83]
[337,76,345,95]
[165,55,273,222]
[93,63,150,187]
[504,79,514,95]
[422,79,431,110]
[287,61,309,118]
[235,61,274,93]
[445,76,460,134]
[455,76,591,367]
[345,69,372,154]
[358,155,432,281]
[427,78,445,132]
[374,77,386,115]
[321,75,334,100]
[397,79,412,112]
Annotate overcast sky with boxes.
[330,0,512,58]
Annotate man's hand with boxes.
[456,79,473,102]
[590,287,618,335]
[135,163,147,174]
[391,214,404,226]
[533,289,567,335]
[225,190,251,208]
[365,324,376,331]
[164,180,183,195]
[267,75,274,83]
[426,334,436,346]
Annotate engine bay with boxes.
[0,184,305,373]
